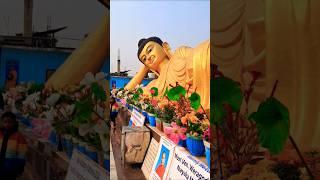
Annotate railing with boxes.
[0,35,80,49]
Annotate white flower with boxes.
[79,123,95,136]
[96,105,104,118]
[23,92,40,109]
[80,72,107,90]
[135,84,144,89]
[46,93,61,107]
[117,91,123,97]
[66,104,75,116]
[141,103,148,110]
[43,107,55,122]
[80,72,95,86]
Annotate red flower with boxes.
[150,89,155,95]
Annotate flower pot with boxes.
[142,111,149,124]
[186,134,205,156]
[128,104,133,111]
[103,153,110,171]
[65,135,73,159]
[48,130,57,145]
[156,118,163,131]
[21,116,32,127]
[62,135,67,151]
[77,141,87,154]
[148,113,156,127]
[203,140,210,167]
[72,137,79,150]
[85,145,98,163]
[178,139,187,147]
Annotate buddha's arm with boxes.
[125,65,149,90]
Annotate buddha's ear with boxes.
[162,42,172,59]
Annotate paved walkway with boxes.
[110,141,118,180]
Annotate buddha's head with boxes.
[137,37,170,72]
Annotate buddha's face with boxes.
[139,41,167,72]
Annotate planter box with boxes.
[186,134,205,156]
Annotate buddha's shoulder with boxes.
[173,46,193,59]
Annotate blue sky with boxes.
[110,0,210,75]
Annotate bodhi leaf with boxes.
[73,99,93,125]
[151,87,158,97]
[137,88,143,94]
[189,92,201,111]
[249,97,290,155]
[91,82,106,101]
[28,83,44,95]
[133,93,139,101]
[212,77,243,125]
[167,85,186,101]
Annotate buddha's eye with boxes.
[142,56,146,62]
[146,45,153,54]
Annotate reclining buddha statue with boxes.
[125,37,210,110]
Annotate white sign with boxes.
[149,136,176,180]
[167,148,210,180]
[66,150,109,180]
[130,109,145,127]
[142,138,160,178]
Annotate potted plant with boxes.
[164,122,187,147]
[161,105,176,128]
[184,112,206,156]
[212,66,314,178]
[154,107,163,131]
[203,126,211,167]
[84,133,101,163]
[147,104,156,127]
[140,98,149,124]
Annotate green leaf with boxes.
[28,83,44,94]
[212,77,243,125]
[249,97,290,155]
[151,87,158,97]
[167,85,186,101]
[137,88,143,94]
[73,99,93,125]
[189,92,201,110]
[133,93,139,101]
[91,82,106,101]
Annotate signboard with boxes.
[149,136,176,180]
[130,109,145,127]
[66,150,109,180]
[142,138,159,178]
[167,148,210,180]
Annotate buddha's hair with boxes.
[137,37,163,59]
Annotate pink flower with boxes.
[164,122,187,144]
[150,89,155,95]
[151,99,158,107]
[203,127,211,141]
